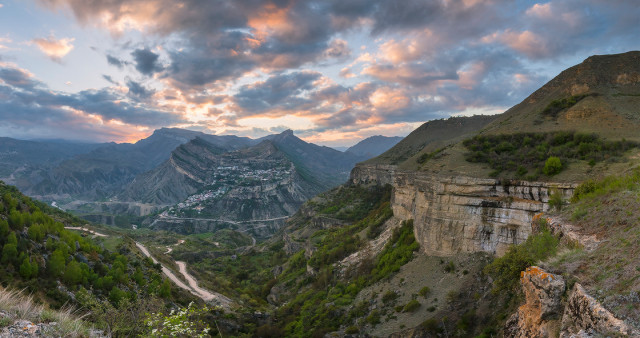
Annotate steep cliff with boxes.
[351,164,577,256]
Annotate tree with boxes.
[1,243,18,265]
[63,260,83,285]
[159,279,171,298]
[28,224,44,242]
[0,219,9,240]
[20,257,34,279]
[543,156,563,176]
[48,249,66,278]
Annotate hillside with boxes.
[346,135,403,158]
[366,115,497,167]
[29,128,255,201]
[0,181,213,336]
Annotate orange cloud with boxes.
[31,36,75,62]
[369,87,410,112]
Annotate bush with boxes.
[462,131,636,179]
[543,156,562,176]
[381,290,399,304]
[421,318,443,334]
[444,261,455,273]
[344,326,359,334]
[484,227,559,293]
[548,189,564,211]
[366,310,381,325]
[402,299,421,313]
[418,286,431,298]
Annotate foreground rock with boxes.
[504,266,639,337]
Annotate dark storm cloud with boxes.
[232,71,321,114]
[131,48,162,76]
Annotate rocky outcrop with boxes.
[505,266,565,338]
[561,283,639,337]
[505,266,639,337]
[351,164,577,256]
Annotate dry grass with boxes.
[0,287,90,337]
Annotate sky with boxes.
[0,1,638,147]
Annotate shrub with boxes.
[144,302,211,337]
[344,326,359,334]
[421,318,443,334]
[365,310,381,325]
[548,189,564,211]
[381,290,399,304]
[444,261,455,273]
[418,286,431,298]
[543,156,562,176]
[402,299,421,313]
[484,227,559,293]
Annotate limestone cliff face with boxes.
[504,266,639,337]
[350,164,577,256]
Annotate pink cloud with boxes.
[31,36,75,62]
[483,29,549,59]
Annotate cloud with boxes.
[0,63,184,141]
[231,71,322,116]
[323,39,351,59]
[25,0,640,144]
[106,54,128,68]
[131,48,162,75]
[126,79,155,99]
[31,36,75,62]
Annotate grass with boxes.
[0,287,90,336]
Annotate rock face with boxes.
[351,164,577,256]
[561,283,639,337]
[505,266,565,338]
[504,266,639,337]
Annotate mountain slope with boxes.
[0,138,104,190]
[346,135,403,158]
[122,130,364,226]
[29,128,254,200]
[267,130,366,189]
[366,115,497,167]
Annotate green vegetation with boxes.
[484,219,559,293]
[543,156,563,176]
[0,182,196,336]
[274,220,419,336]
[144,302,211,337]
[314,184,393,222]
[463,131,637,178]
[418,286,431,298]
[416,147,446,165]
[402,299,421,312]
[541,94,590,118]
